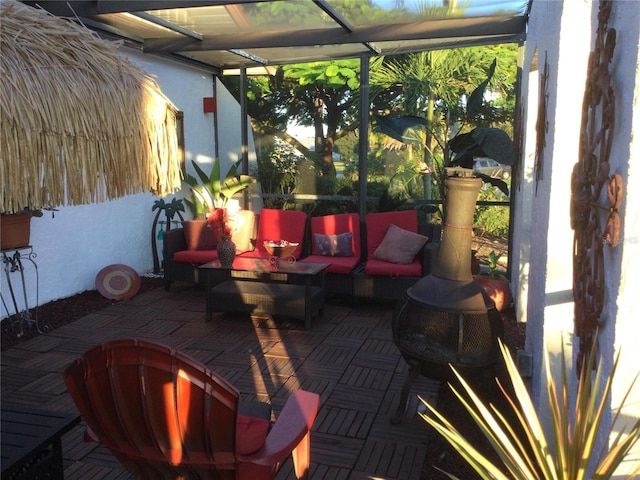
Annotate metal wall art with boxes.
[570,0,623,374]
[534,52,548,192]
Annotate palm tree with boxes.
[370,45,517,199]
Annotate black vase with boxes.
[217,239,236,268]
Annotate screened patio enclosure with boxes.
[27,0,529,220]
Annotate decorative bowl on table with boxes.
[263,240,299,258]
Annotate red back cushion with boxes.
[182,220,217,250]
[372,224,428,264]
[311,213,361,258]
[365,210,418,259]
[254,209,308,258]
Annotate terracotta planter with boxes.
[474,275,512,312]
[0,212,31,250]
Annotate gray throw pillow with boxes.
[314,232,353,257]
[372,224,428,264]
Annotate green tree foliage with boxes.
[369,45,517,229]
[221,73,311,161]
[222,8,517,224]
[243,1,322,27]
[253,139,302,209]
[243,0,467,27]
[254,138,358,216]
[370,45,517,168]
[281,60,361,176]
[222,60,360,177]
[475,185,511,237]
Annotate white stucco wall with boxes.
[1,49,228,320]
[511,47,536,326]
[606,2,640,473]
[518,0,590,421]
[518,0,640,474]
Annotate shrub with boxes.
[474,184,510,237]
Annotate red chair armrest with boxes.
[240,390,319,468]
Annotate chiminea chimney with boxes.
[391,171,503,423]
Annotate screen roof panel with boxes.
[24,0,530,72]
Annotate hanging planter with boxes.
[0,212,31,249]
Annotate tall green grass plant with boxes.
[421,338,640,479]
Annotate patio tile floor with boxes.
[0,283,441,480]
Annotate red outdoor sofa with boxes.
[163,208,440,301]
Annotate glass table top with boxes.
[199,256,329,275]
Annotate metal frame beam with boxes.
[143,16,525,53]
[23,1,265,16]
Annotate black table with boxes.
[199,257,329,329]
[1,406,81,480]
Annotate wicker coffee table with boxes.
[199,257,329,329]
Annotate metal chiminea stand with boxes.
[391,170,503,423]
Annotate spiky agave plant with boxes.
[421,337,640,480]
[183,158,254,218]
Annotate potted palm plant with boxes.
[183,158,255,218]
[373,58,515,196]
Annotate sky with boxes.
[371,0,529,16]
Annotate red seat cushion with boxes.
[173,249,218,264]
[364,211,423,276]
[304,213,362,275]
[364,258,422,276]
[303,255,360,274]
[311,213,361,258]
[235,414,270,456]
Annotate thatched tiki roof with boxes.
[0,0,182,214]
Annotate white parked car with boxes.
[473,158,511,179]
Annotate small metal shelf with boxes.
[1,245,45,337]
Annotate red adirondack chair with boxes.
[63,338,320,479]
